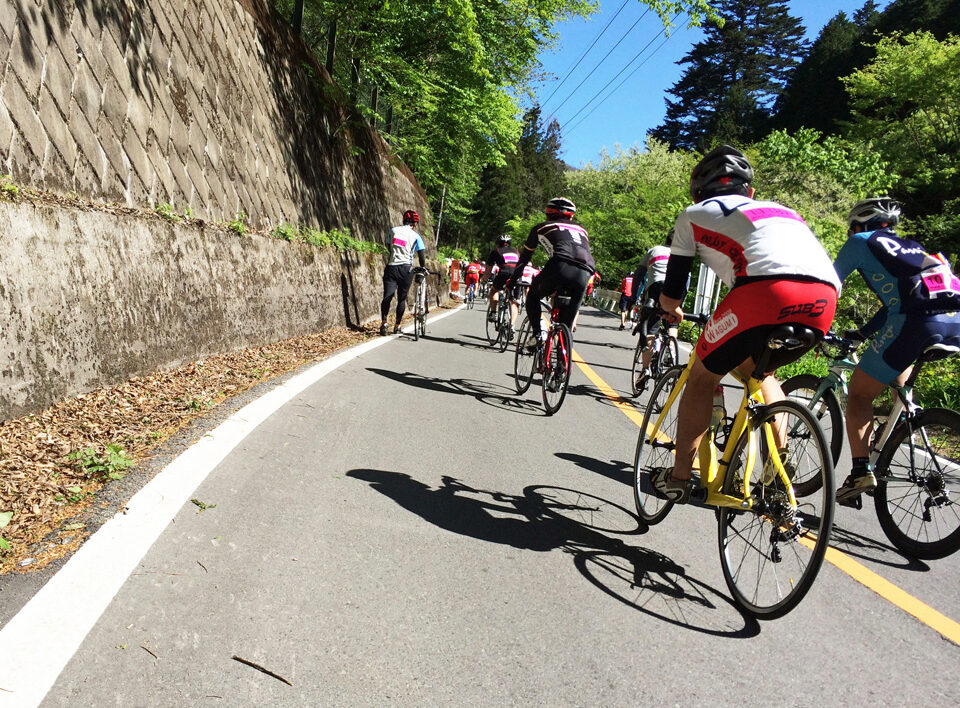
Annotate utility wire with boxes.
[560,15,682,133]
[540,0,630,110]
[547,8,650,119]
[565,30,679,136]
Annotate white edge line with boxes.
[0,305,464,707]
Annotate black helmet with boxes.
[689,145,754,201]
[848,197,901,232]
[545,197,576,218]
[496,234,512,245]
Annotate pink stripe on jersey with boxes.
[742,207,805,224]
[693,224,748,278]
[650,255,669,263]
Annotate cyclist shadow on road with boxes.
[554,452,633,486]
[346,469,760,638]
[366,368,547,416]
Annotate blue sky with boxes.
[534,1,881,166]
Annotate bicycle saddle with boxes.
[765,324,819,351]
[919,341,960,363]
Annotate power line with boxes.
[560,15,682,134]
[547,8,650,119]
[564,31,679,137]
[540,0,630,110]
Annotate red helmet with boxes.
[403,210,420,225]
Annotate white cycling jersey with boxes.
[672,195,841,291]
[645,245,670,284]
[519,264,538,285]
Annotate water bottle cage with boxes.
[714,416,734,449]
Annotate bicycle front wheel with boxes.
[633,366,682,524]
[717,400,834,619]
[514,318,537,394]
[781,374,844,469]
[658,336,679,374]
[498,310,511,353]
[874,407,960,560]
[541,323,572,415]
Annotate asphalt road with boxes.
[2,304,958,706]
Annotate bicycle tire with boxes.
[514,318,537,394]
[412,308,420,341]
[418,311,426,338]
[541,323,572,415]
[781,374,844,468]
[659,336,679,375]
[630,337,646,398]
[485,303,498,345]
[717,400,834,619]
[633,366,682,524]
[498,305,511,353]
[874,407,960,560]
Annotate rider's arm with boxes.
[414,235,427,268]
[634,264,648,293]
[833,232,867,281]
[514,224,539,273]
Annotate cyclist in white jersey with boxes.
[380,209,426,336]
[653,146,841,503]
[633,234,677,383]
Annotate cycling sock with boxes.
[851,457,872,477]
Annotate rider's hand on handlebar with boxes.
[843,327,865,342]
[662,304,684,325]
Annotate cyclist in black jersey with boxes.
[484,235,521,332]
[509,197,596,343]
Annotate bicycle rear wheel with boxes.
[498,306,512,353]
[485,302,498,345]
[633,366,682,524]
[874,407,960,560]
[541,323,572,415]
[717,400,834,619]
[630,338,647,398]
[514,318,538,394]
[781,374,844,469]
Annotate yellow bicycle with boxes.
[633,323,835,618]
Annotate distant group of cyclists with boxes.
[379,143,960,508]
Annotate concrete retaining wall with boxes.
[0,199,445,420]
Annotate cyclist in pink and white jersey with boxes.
[653,145,841,504]
[485,235,521,331]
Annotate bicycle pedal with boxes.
[837,494,862,510]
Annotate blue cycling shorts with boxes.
[861,311,960,384]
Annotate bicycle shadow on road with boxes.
[554,452,633,486]
[829,524,930,572]
[366,368,546,416]
[346,469,760,638]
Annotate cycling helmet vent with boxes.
[497,234,512,244]
[403,209,420,225]
[848,197,901,231]
[546,197,577,217]
[690,145,754,201]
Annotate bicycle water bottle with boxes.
[711,385,725,438]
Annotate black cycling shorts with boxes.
[491,267,516,293]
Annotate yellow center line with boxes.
[571,346,960,644]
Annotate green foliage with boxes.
[0,174,19,199]
[155,202,182,222]
[0,510,12,552]
[227,211,248,236]
[67,444,135,481]
[191,498,217,511]
[270,222,387,254]
[843,31,960,254]
[565,138,694,278]
[438,245,469,261]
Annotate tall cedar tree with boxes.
[773,0,960,134]
[652,0,807,150]
[457,106,566,251]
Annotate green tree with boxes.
[843,31,960,253]
[652,0,807,149]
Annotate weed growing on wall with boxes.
[228,211,248,236]
[269,223,387,255]
[0,175,20,200]
[155,203,182,222]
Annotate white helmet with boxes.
[848,197,901,231]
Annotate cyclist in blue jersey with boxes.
[380,209,427,336]
[833,198,960,504]
[633,232,678,385]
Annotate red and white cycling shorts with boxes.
[465,274,479,286]
[696,278,837,374]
